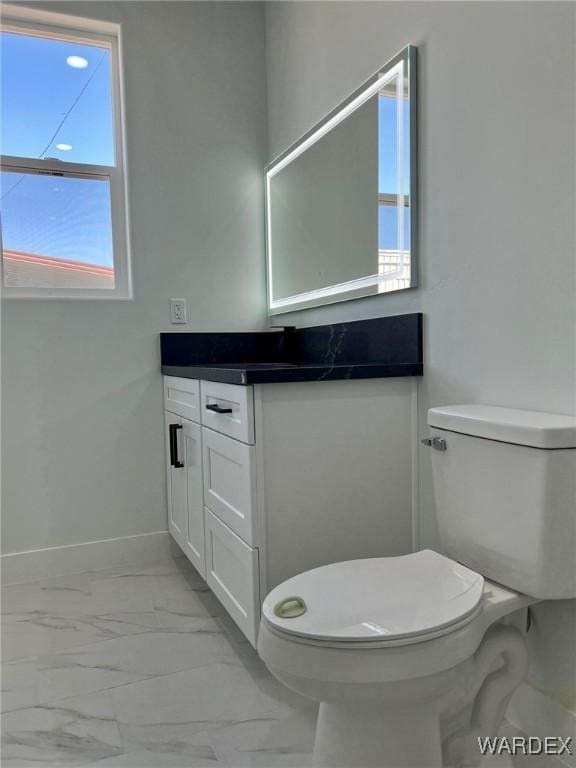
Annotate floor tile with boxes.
[36,629,237,702]
[1,569,163,663]
[2,575,93,615]
[1,556,315,768]
[80,733,221,766]
[154,611,224,634]
[88,571,182,614]
[2,659,40,714]
[1,690,122,767]
[2,611,116,663]
[208,705,317,767]
[112,662,308,755]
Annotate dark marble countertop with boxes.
[160,314,423,386]
[161,361,422,385]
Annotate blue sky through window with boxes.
[1,31,115,165]
[378,89,410,251]
[1,171,114,267]
[1,30,116,276]
[378,205,410,251]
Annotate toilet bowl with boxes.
[258,405,576,768]
[258,550,534,768]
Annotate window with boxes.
[377,72,411,293]
[0,5,131,298]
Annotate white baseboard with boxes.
[507,683,576,768]
[1,531,175,585]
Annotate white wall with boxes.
[265,1,576,712]
[1,1,267,554]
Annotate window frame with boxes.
[0,5,132,299]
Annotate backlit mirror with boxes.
[266,46,417,314]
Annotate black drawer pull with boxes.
[205,403,233,414]
[169,423,184,468]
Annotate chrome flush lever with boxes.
[421,436,447,451]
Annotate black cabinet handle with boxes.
[169,423,184,468]
[205,403,233,414]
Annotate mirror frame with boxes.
[265,45,417,315]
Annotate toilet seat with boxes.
[262,550,484,647]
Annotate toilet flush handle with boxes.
[421,436,447,451]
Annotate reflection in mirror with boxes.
[266,46,416,314]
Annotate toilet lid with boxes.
[262,550,484,644]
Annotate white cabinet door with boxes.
[181,418,205,577]
[202,427,257,546]
[165,411,187,550]
[205,508,260,645]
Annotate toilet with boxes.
[257,405,576,768]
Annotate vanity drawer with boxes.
[202,427,257,546]
[200,380,254,444]
[164,376,201,423]
[204,508,260,646]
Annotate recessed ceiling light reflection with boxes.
[66,55,88,69]
[56,143,73,151]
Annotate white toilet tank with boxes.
[427,405,576,599]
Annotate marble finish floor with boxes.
[1,556,561,768]
[1,557,317,767]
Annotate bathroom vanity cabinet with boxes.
[163,373,416,645]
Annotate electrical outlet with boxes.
[170,298,187,324]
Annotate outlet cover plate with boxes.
[170,298,187,324]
